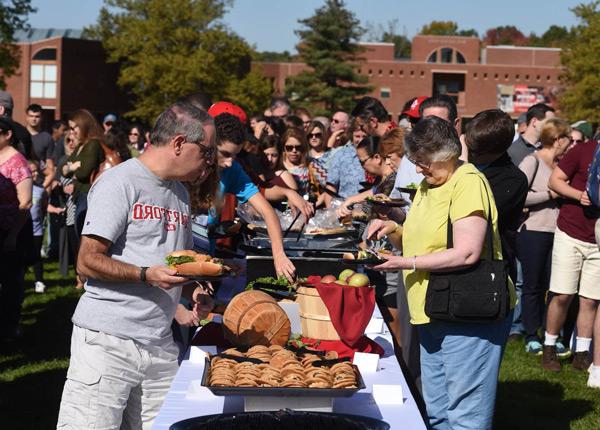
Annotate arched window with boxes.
[32,48,57,61]
[441,48,453,63]
[456,51,466,64]
[427,51,437,63]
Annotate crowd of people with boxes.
[1,86,600,430]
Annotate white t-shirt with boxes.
[72,158,193,345]
[389,156,424,207]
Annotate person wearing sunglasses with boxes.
[282,127,315,199]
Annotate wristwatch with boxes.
[140,266,149,284]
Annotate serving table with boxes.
[153,320,427,430]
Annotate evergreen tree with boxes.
[0,0,35,89]
[559,1,600,122]
[285,0,371,116]
[86,0,271,122]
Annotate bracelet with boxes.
[412,256,417,271]
[140,266,149,284]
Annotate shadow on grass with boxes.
[0,285,78,429]
[0,293,78,371]
[495,380,594,430]
[0,367,67,429]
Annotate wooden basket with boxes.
[223,290,291,347]
[295,286,340,341]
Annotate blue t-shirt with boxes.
[219,160,259,205]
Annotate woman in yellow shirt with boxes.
[368,116,513,430]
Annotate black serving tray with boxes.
[201,357,365,398]
[366,197,408,208]
[169,410,390,430]
[340,258,383,266]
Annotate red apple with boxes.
[321,275,337,283]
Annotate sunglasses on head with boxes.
[308,132,322,139]
[285,144,303,152]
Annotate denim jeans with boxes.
[417,311,512,430]
[509,258,524,335]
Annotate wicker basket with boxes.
[223,290,291,347]
[295,286,340,341]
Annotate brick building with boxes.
[3,28,128,127]
[257,35,562,120]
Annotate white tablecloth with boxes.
[153,329,427,430]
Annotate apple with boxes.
[321,274,337,284]
[347,273,370,288]
[337,280,348,285]
[338,269,355,282]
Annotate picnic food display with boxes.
[166,250,229,276]
[206,345,359,389]
[222,290,291,347]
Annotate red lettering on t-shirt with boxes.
[153,206,162,219]
[173,211,180,224]
[143,205,153,219]
[132,203,143,220]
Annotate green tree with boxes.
[366,20,411,58]
[0,0,35,89]
[419,20,478,38]
[559,1,600,122]
[530,25,572,47]
[86,0,271,122]
[284,0,371,116]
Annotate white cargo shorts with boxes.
[57,325,178,430]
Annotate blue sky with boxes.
[30,0,583,52]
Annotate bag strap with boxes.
[527,153,540,190]
[445,173,495,262]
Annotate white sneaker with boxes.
[34,281,46,293]
[587,370,600,389]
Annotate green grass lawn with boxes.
[1,261,599,429]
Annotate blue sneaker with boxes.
[556,340,572,359]
[525,340,543,356]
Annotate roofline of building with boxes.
[359,42,395,47]
[486,45,561,52]
[413,34,479,40]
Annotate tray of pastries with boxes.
[201,345,365,397]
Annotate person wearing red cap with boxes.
[208,102,248,125]
[399,96,428,130]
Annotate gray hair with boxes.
[150,102,213,147]
[404,116,461,163]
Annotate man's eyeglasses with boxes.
[307,132,322,139]
[571,138,583,145]
[358,156,371,167]
[407,156,431,170]
[285,144,303,152]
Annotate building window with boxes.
[368,69,372,75]
[420,70,425,77]
[547,75,551,81]
[525,74,530,80]
[410,70,414,76]
[504,73,509,80]
[378,69,382,76]
[399,70,404,76]
[32,48,57,61]
[380,87,391,98]
[30,63,57,99]
[516,74,520,80]
[536,75,541,81]
[456,52,466,64]
[441,47,453,63]
[474,72,478,79]
[483,73,488,79]
[427,51,437,63]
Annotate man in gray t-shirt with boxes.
[58,103,217,430]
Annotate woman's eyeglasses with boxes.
[285,145,303,152]
[407,156,431,170]
[358,156,372,167]
[129,132,139,137]
[307,133,322,139]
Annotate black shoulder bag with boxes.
[424,178,511,323]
